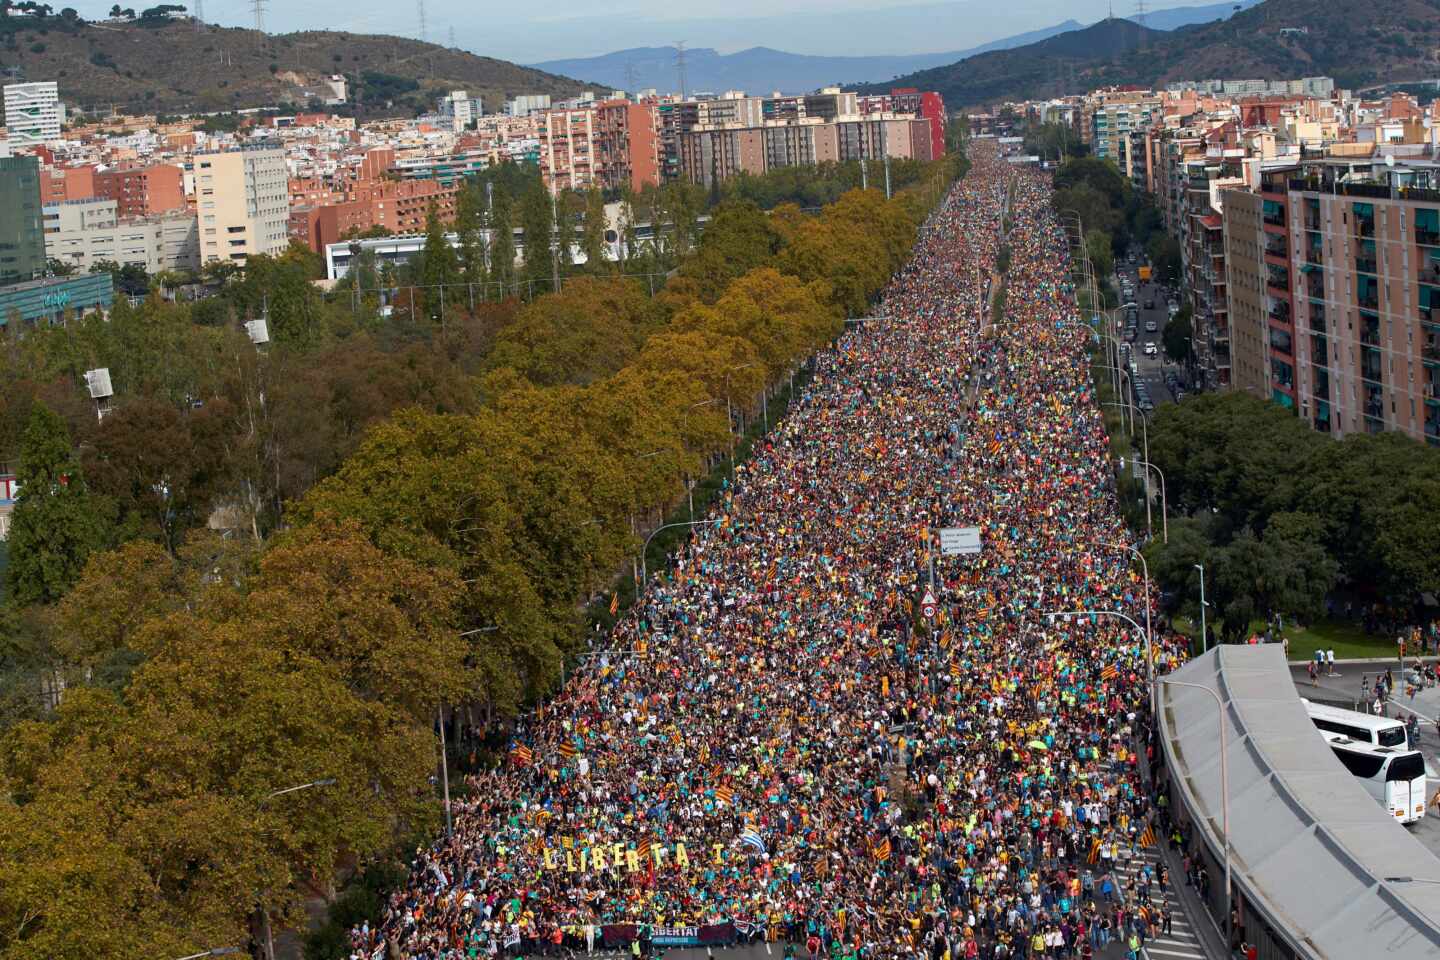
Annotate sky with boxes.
[74,0,1228,63]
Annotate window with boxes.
[1331,746,1385,778]
[1386,753,1425,782]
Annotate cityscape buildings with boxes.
[2,82,63,148]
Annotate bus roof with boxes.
[1304,699,1406,731]
[1318,730,1420,759]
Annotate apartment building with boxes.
[677,115,924,188]
[39,165,95,204]
[0,155,45,286]
[94,163,186,218]
[536,108,598,193]
[194,147,289,264]
[594,99,661,192]
[3,82,63,147]
[42,197,199,274]
[290,177,459,252]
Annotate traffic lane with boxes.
[1288,659,1440,855]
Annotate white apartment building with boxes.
[194,147,289,264]
[3,82,63,147]
[42,197,200,274]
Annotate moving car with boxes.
[1144,342,1158,356]
[1143,299,1154,309]
[1145,320,1158,333]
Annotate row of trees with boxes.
[0,144,949,954]
[1142,393,1440,640]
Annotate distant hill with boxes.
[874,0,1440,109]
[531,1,1262,96]
[0,18,585,117]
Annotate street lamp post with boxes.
[1195,563,1209,654]
[1119,455,1168,543]
[1159,676,1231,953]
[1102,541,1153,673]
[255,779,337,960]
[1046,608,1154,687]
[641,519,723,587]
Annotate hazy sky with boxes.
[74,0,1224,63]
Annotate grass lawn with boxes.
[1172,616,1401,663]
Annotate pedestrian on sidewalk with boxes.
[1308,660,1318,685]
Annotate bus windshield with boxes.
[1378,727,1408,748]
[1386,754,1426,782]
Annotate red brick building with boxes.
[291,177,459,252]
[94,164,185,217]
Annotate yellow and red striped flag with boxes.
[1101,664,1118,682]
[715,786,735,806]
[511,744,534,767]
[609,593,620,616]
[1139,825,1156,848]
[871,837,892,862]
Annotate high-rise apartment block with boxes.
[1224,162,1440,442]
[0,155,46,286]
[2,82,63,147]
[194,147,289,264]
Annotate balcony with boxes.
[1418,229,1440,247]
[1305,245,1323,265]
[1356,218,1376,238]
[1306,275,1325,300]
[1263,211,1287,227]
[1264,237,1289,259]
[1355,257,1378,275]
[1419,262,1440,286]
[1268,302,1291,324]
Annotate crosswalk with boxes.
[1110,848,1210,960]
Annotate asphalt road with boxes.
[1114,259,1193,408]
[1287,657,1440,857]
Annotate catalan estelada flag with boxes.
[609,593,619,616]
[1139,825,1156,848]
[511,744,534,767]
[872,837,892,862]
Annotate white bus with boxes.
[1304,700,1410,749]
[1318,733,1427,824]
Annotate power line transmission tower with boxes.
[417,0,427,43]
[1134,0,1147,28]
[193,0,204,31]
[674,41,687,99]
[250,0,266,33]
[449,25,456,48]
[624,62,639,95]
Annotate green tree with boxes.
[6,404,113,606]
[1163,304,1193,365]
[579,188,608,274]
[417,202,459,322]
[518,183,555,295]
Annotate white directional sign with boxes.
[938,526,982,556]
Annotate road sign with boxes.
[921,588,937,620]
[938,526,982,556]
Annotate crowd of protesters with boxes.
[351,141,1190,960]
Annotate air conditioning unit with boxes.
[244,318,270,345]
[83,368,113,400]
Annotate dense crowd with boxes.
[352,142,1189,960]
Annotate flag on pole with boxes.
[609,593,619,616]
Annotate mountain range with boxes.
[534,0,1261,96]
[0,17,584,117]
[874,0,1440,108]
